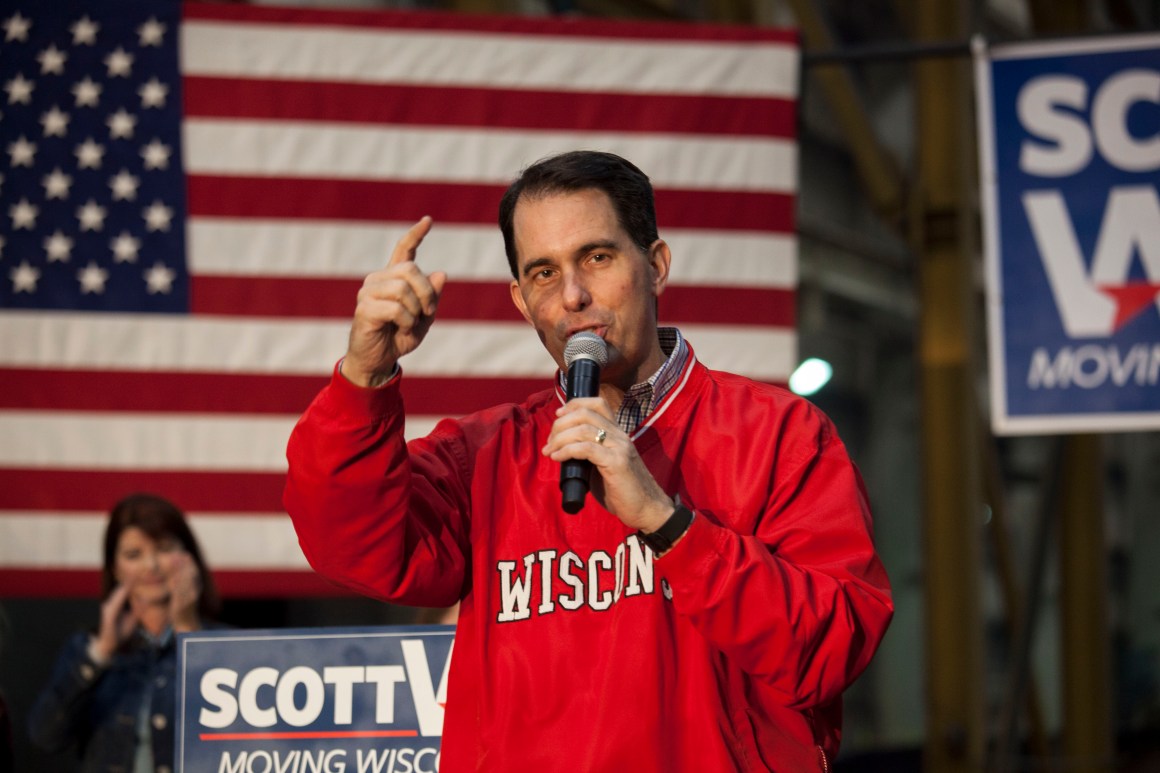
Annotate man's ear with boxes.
[509,279,533,324]
[648,239,672,297]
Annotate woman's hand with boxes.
[166,551,203,634]
[91,583,137,663]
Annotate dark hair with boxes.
[102,493,221,618]
[498,150,658,278]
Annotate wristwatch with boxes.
[637,502,694,555]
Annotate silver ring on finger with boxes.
[595,428,608,445]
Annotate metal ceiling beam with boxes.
[783,0,906,220]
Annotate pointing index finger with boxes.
[388,216,434,267]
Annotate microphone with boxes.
[560,332,609,513]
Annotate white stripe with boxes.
[182,119,797,193]
[188,219,506,279]
[0,413,297,471]
[1,312,350,375]
[192,514,311,569]
[0,314,791,378]
[0,413,443,470]
[181,20,797,98]
[0,512,311,569]
[0,314,551,376]
[678,324,796,381]
[668,232,797,288]
[188,218,797,288]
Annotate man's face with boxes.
[508,188,670,389]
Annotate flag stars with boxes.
[72,77,102,108]
[5,73,34,105]
[111,231,141,263]
[43,168,73,199]
[138,18,166,47]
[143,200,174,232]
[10,261,40,294]
[41,106,70,137]
[107,109,137,139]
[71,16,99,46]
[77,199,107,231]
[3,12,31,42]
[38,45,68,75]
[139,78,168,109]
[10,198,38,229]
[109,169,140,201]
[144,262,176,294]
[44,230,74,262]
[75,138,105,169]
[141,139,171,170]
[77,261,110,294]
[104,47,134,78]
[8,136,37,167]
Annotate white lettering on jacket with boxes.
[495,534,655,623]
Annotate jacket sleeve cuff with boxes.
[651,510,731,597]
[324,359,405,424]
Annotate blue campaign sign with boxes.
[975,33,1160,434]
[176,626,454,773]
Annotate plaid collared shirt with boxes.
[559,328,689,436]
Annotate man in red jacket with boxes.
[285,151,893,771]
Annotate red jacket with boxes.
[285,347,893,772]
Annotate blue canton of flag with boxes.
[1,0,187,312]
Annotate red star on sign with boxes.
[1098,282,1160,331]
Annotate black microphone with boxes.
[560,332,609,513]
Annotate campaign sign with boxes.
[176,626,454,773]
[975,33,1160,434]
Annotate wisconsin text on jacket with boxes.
[496,534,657,622]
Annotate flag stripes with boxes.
[0,1,798,597]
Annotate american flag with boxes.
[0,1,798,597]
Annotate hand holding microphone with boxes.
[546,333,677,529]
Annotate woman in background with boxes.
[29,493,220,772]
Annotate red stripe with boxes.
[657,188,796,233]
[201,730,419,741]
[183,77,795,139]
[186,176,502,225]
[0,469,286,512]
[663,285,795,326]
[183,2,798,44]
[189,275,795,326]
[187,176,795,233]
[0,369,328,415]
[189,277,526,321]
[0,569,352,598]
[0,370,546,416]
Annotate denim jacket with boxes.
[28,629,180,773]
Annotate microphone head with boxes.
[564,331,609,368]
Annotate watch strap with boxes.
[637,503,694,555]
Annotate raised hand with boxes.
[91,583,138,663]
[166,551,203,634]
[342,217,448,387]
